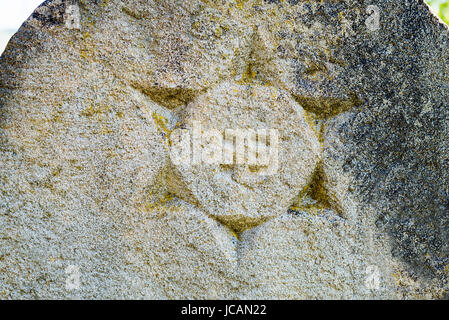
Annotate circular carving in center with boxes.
[167,81,321,232]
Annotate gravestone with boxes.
[0,0,447,299]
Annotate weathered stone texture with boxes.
[0,0,447,299]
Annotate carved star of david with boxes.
[141,22,360,238]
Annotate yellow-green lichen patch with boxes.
[303,110,326,146]
[121,6,147,20]
[290,164,332,216]
[140,170,177,213]
[79,31,97,61]
[152,112,172,145]
[236,63,257,85]
[142,87,199,109]
[81,103,112,117]
[230,230,240,241]
[235,0,246,10]
[294,94,363,120]
[145,192,175,211]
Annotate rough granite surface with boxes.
[0,0,448,299]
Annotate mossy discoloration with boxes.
[290,164,334,216]
[294,94,363,120]
[145,192,175,211]
[231,230,240,241]
[235,0,247,10]
[303,110,326,145]
[81,104,112,117]
[79,31,97,61]
[143,87,199,109]
[151,112,173,146]
[122,6,147,20]
[141,171,176,212]
[236,63,257,85]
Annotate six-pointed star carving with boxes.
[146,22,360,235]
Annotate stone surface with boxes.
[0,0,448,299]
